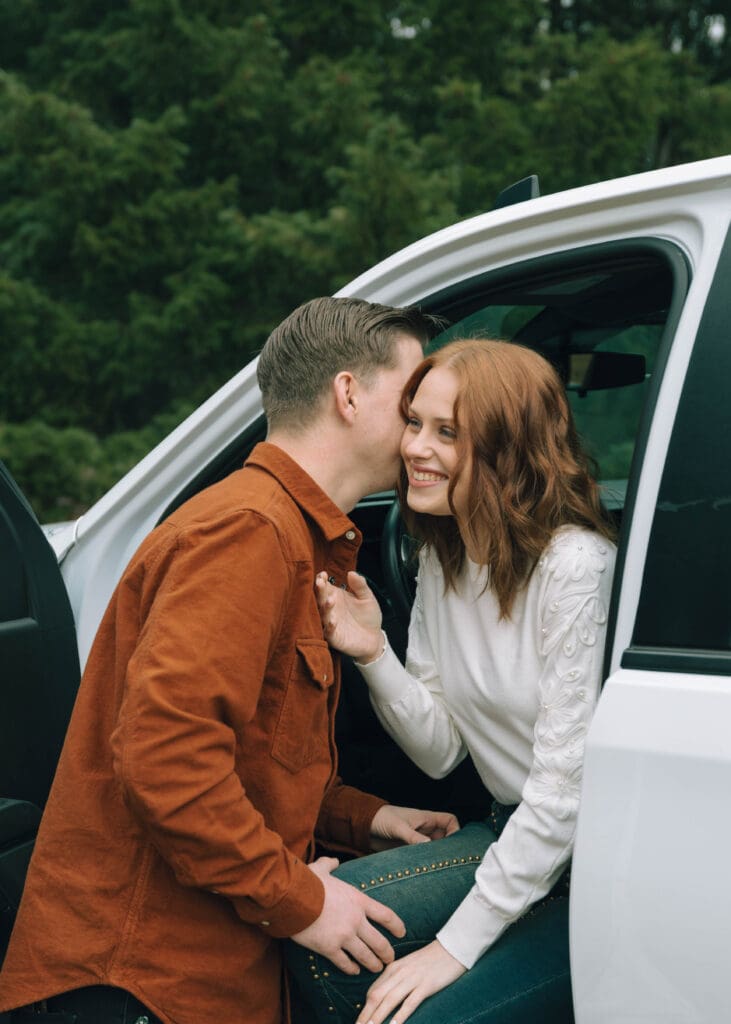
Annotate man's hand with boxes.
[355,940,467,1024]
[315,570,384,662]
[370,805,460,851]
[291,857,406,975]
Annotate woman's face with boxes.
[400,364,470,518]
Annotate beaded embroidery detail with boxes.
[524,530,611,820]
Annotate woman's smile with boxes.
[409,466,449,485]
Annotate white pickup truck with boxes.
[1,154,729,1022]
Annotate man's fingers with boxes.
[363,895,406,939]
[322,918,395,976]
[356,919,399,967]
[326,949,361,976]
[427,812,460,839]
[402,828,431,845]
[343,934,388,974]
[308,855,340,877]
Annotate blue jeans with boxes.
[286,818,573,1024]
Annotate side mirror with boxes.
[567,351,646,397]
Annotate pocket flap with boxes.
[296,639,334,689]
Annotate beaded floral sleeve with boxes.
[522,529,614,821]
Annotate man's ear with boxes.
[332,371,358,424]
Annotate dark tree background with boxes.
[0,0,728,519]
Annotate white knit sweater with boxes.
[357,526,616,968]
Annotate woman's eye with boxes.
[440,426,457,440]
[406,416,421,428]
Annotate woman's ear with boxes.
[332,371,358,423]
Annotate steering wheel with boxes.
[381,499,418,624]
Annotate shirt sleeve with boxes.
[111,511,324,938]
[437,532,616,968]
[356,555,469,779]
[316,777,388,854]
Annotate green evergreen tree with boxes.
[0,0,727,514]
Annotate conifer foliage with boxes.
[0,1,728,518]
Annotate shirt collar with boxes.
[245,442,361,545]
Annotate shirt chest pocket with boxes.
[271,639,335,773]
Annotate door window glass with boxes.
[629,226,731,664]
[427,248,678,512]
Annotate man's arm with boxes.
[316,777,388,855]
[317,781,459,855]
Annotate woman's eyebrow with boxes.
[407,402,454,424]
[417,412,456,424]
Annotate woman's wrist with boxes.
[355,630,387,666]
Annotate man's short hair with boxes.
[257,296,440,429]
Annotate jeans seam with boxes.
[312,968,352,1019]
[451,967,572,1024]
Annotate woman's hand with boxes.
[370,805,460,851]
[315,570,384,661]
[355,940,467,1024]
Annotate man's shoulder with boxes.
[163,464,313,561]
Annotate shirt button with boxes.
[345,530,356,541]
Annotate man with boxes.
[0,297,457,1024]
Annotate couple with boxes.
[0,296,614,1024]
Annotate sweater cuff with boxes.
[436,887,510,969]
[356,640,413,706]
[353,630,388,667]
[231,856,324,938]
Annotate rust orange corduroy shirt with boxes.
[0,442,386,1024]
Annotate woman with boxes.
[287,339,616,1024]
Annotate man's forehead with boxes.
[393,332,426,366]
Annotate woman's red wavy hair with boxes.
[398,338,616,618]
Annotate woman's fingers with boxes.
[355,941,467,1024]
[356,969,412,1024]
[347,570,375,600]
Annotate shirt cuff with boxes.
[356,639,414,706]
[231,855,325,938]
[436,887,510,969]
[316,781,387,854]
[353,630,388,668]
